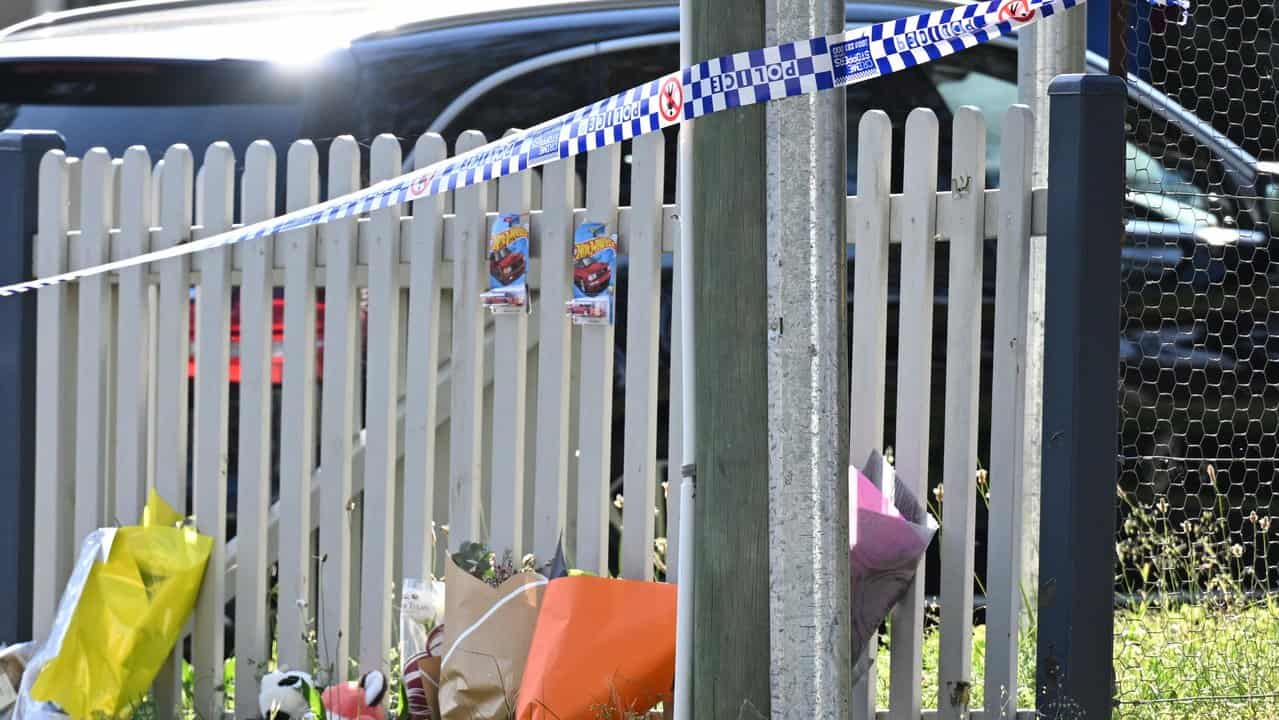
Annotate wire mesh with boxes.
[1115,0,1279,716]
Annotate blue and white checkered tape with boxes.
[0,0,1084,297]
[1144,0,1191,24]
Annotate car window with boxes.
[1,103,304,162]
[846,63,950,193]
[1125,106,1245,233]
[923,49,1018,186]
[1127,190,1219,227]
[442,59,597,145]
[441,44,681,205]
[444,40,1023,198]
[0,60,305,140]
[434,34,1244,241]
[0,60,336,217]
[846,44,1017,193]
[582,43,681,204]
[1127,140,1218,214]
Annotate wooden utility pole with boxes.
[689,0,772,717]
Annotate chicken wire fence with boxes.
[1114,0,1279,716]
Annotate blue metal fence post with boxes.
[0,130,64,645]
[1035,74,1125,719]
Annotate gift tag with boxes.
[481,213,531,314]
[565,221,617,326]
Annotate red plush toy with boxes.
[321,671,387,720]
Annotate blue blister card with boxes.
[481,213,531,314]
[566,221,617,325]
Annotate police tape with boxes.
[0,0,1082,297]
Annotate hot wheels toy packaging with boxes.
[565,222,616,325]
[481,214,530,314]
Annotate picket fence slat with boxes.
[152,146,193,514]
[848,109,893,720]
[32,150,75,640]
[105,159,121,519]
[450,130,489,552]
[361,134,405,671]
[576,143,621,576]
[621,131,665,581]
[434,278,454,576]
[532,156,575,563]
[889,108,939,720]
[318,136,362,680]
[937,107,986,720]
[402,134,447,579]
[985,106,1036,716]
[194,166,206,227]
[61,159,81,235]
[151,159,164,226]
[191,143,234,719]
[73,149,113,545]
[490,129,532,560]
[235,140,278,715]
[277,139,321,672]
[114,147,151,527]
[664,238,683,584]
[664,127,690,582]
[151,144,193,719]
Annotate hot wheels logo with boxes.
[574,235,616,261]
[491,225,527,254]
[997,0,1036,23]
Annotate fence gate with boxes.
[1114,0,1279,715]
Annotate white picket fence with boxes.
[27,106,1045,720]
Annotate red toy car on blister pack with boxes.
[491,245,527,286]
[573,257,611,296]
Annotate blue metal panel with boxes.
[0,130,64,645]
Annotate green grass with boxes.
[1113,597,1279,719]
[873,619,1037,712]
[141,593,1278,720]
[867,468,1279,719]
[872,598,1279,718]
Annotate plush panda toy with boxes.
[259,670,319,720]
